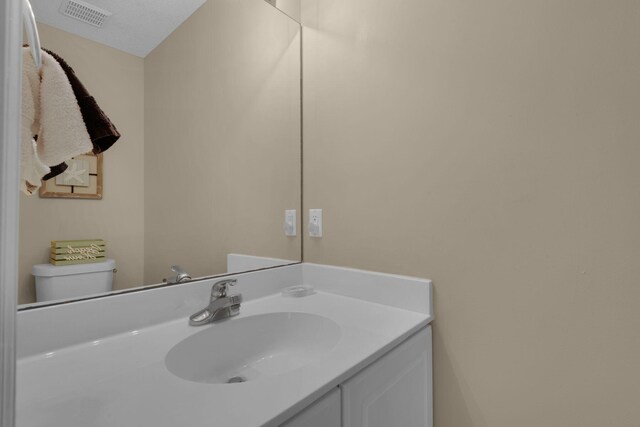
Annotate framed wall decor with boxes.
[39,153,103,200]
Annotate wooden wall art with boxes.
[39,153,103,200]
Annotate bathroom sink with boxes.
[165,312,341,384]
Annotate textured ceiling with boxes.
[31,0,207,57]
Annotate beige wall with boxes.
[302,0,640,426]
[19,24,145,304]
[143,0,301,284]
[276,0,301,22]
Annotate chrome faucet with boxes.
[168,265,191,284]
[189,279,242,326]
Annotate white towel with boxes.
[21,48,92,195]
[21,48,46,194]
[21,138,50,195]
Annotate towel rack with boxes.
[22,0,42,70]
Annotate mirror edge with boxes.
[17,261,302,311]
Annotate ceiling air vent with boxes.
[61,0,112,28]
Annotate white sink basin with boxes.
[165,312,341,384]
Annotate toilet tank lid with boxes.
[32,259,116,277]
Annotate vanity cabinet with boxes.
[281,326,432,427]
[341,326,432,427]
[281,388,341,427]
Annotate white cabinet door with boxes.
[281,387,341,427]
[342,326,432,427]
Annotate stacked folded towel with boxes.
[20,46,120,195]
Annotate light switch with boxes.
[309,209,322,237]
[284,209,296,236]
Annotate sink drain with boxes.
[226,376,246,384]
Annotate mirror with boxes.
[18,0,301,307]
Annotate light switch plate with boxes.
[309,209,322,237]
[284,209,297,236]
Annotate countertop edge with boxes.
[263,315,433,427]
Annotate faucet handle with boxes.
[211,279,237,298]
[171,265,186,274]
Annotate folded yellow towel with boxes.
[21,47,93,195]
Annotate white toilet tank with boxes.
[32,259,116,303]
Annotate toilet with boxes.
[32,259,116,302]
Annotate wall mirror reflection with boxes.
[18,0,302,307]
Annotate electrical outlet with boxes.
[309,209,322,237]
[284,209,296,236]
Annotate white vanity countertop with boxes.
[17,290,432,427]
